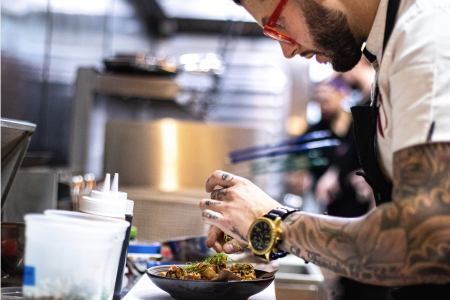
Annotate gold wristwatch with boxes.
[247,206,299,261]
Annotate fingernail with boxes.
[224,244,233,253]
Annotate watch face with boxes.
[249,219,273,253]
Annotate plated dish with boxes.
[147,253,275,300]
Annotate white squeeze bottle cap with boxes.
[79,173,126,218]
[111,173,134,215]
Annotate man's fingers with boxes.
[210,188,230,200]
[213,241,224,253]
[206,170,238,193]
[206,226,223,248]
[202,209,223,226]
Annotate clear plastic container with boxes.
[23,214,127,300]
[1,287,23,299]
[43,210,129,300]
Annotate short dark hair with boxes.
[232,0,243,5]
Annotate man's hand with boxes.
[316,166,341,205]
[200,170,279,254]
[206,226,245,254]
[347,171,375,205]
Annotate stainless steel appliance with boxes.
[1,119,36,211]
[103,119,273,189]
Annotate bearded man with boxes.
[199,0,450,299]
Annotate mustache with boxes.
[300,50,327,58]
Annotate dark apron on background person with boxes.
[351,0,450,299]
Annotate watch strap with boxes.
[265,206,298,221]
[261,206,299,260]
[255,251,288,260]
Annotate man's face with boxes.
[242,0,363,72]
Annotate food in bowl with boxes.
[160,252,255,281]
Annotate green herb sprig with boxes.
[182,262,207,274]
[181,252,253,275]
[224,233,242,250]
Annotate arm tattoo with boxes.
[280,143,450,286]
[202,212,218,220]
[231,227,248,242]
[211,188,228,200]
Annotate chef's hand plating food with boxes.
[200,171,280,254]
[160,252,256,281]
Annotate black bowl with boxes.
[146,265,275,300]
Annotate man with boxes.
[200,0,450,299]
[312,78,372,218]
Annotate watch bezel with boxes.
[248,217,279,256]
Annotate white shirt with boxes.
[365,0,450,180]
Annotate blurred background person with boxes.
[308,62,393,300]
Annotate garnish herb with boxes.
[224,233,242,250]
[181,252,253,274]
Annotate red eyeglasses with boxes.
[263,0,296,44]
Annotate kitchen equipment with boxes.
[1,287,23,299]
[2,169,58,223]
[23,214,127,300]
[1,118,36,211]
[104,119,273,189]
[78,173,134,300]
[146,265,275,300]
[1,222,25,283]
[229,130,337,163]
[104,54,178,76]
[228,129,339,176]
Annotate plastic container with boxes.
[78,173,134,300]
[78,174,126,220]
[43,210,129,300]
[23,214,125,300]
[1,287,23,299]
[110,173,134,300]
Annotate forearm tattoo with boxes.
[231,227,248,242]
[281,143,450,286]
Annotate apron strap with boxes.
[353,0,401,205]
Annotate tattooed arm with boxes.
[279,143,450,286]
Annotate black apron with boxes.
[352,0,450,298]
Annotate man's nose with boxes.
[279,41,299,59]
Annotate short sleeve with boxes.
[389,5,450,152]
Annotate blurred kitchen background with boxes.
[2,0,335,204]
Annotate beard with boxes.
[298,0,363,72]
